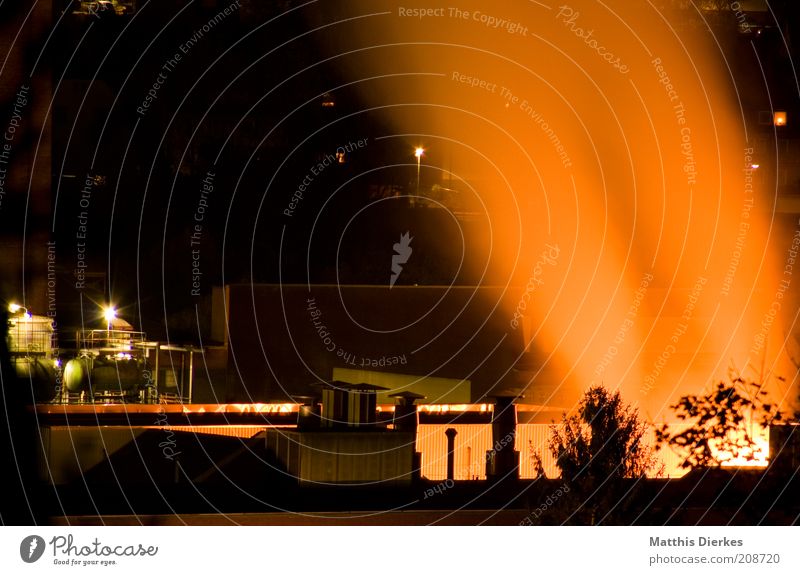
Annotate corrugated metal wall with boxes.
[417,424,563,480]
[416,424,494,480]
[416,424,688,480]
[156,425,269,439]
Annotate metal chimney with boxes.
[391,391,426,481]
[316,381,348,429]
[445,427,458,481]
[486,390,523,481]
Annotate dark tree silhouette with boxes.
[550,385,660,482]
[530,385,661,524]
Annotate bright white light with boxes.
[414,147,424,158]
[103,306,117,324]
[8,303,31,318]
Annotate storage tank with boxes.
[64,355,142,393]
[63,357,91,392]
[90,355,141,391]
[7,311,58,401]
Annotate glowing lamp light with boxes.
[8,303,31,318]
[414,147,424,197]
[103,306,116,323]
[774,111,787,126]
[103,305,117,330]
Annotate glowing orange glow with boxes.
[209,403,298,414]
[34,403,301,415]
[325,0,800,425]
[418,403,492,413]
[774,111,787,126]
[35,402,496,415]
[142,425,293,439]
[717,429,770,468]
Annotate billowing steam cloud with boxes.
[309,1,797,416]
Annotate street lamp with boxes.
[8,303,31,318]
[103,305,116,332]
[414,147,424,196]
